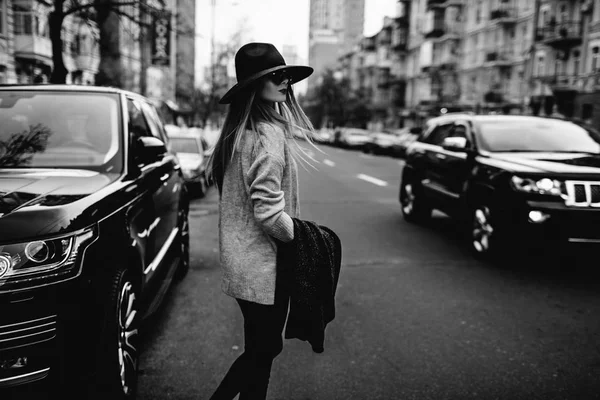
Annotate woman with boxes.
[207,42,316,400]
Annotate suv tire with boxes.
[400,178,431,223]
[469,204,501,259]
[95,267,140,400]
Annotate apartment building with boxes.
[0,0,100,85]
[308,0,366,90]
[0,0,194,112]
[530,0,600,125]
[404,0,537,123]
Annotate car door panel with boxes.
[418,123,454,206]
[435,123,475,213]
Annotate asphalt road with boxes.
[8,143,600,400]
[136,143,600,400]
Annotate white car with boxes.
[168,132,210,197]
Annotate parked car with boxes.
[363,130,398,156]
[0,85,190,397]
[313,128,334,144]
[334,128,371,150]
[167,132,210,197]
[399,114,600,258]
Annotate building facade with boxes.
[0,0,195,111]
[0,0,100,85]
[331,0,600,129]
[308,0,365,90]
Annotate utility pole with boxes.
[210,0,216,129]
[139,0,149,96]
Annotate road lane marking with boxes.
[357,174,388,187]
[323,159,335,167]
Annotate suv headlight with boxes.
[0,227,97,292]
[510,176,562,196]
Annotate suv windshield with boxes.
[477,119,600,154]
[0,91,123,172]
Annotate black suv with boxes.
[400,114,600,258]
[0,85,189,397]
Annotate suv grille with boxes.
[564,181,600,207]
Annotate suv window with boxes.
[449,124,468,139]
[140,101,168,143]
[127,99,152,141]
[127,99,157,168]
[422,123,454,145]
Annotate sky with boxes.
[194,0,398,91]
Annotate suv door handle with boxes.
[160,173,170,182]
[436,153,447,160]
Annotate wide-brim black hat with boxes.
[219,42,313,104]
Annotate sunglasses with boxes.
[267,70,293,85]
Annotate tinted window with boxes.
[422,123,453,145]
[127,99,152,141]
[477,119,600,153]
[0,91,122,172]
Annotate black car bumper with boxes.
[0,279,92,388]
[514,200,600,244]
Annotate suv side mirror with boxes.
[137,136,167,164]
[441,136,468,152]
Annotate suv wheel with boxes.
[400,179,431,223]
[96,268,139,399]
[470,205,498,257]
[175,209,190,280]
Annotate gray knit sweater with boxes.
[219,122,299,305]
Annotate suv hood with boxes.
[487,152,600,175]
[0,169,119,241]
[0,169,117,215]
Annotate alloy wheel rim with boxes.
[472,207,494,253]
[402,183,415,215]
[117,281,138,395]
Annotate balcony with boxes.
[489,7,517,24]
[581,73,600,92]
[537,21,583,49]
[485,49,515,67]
[391,28,408,51]
[424,18,445,38]
[362,36,376,51]
[13,10,52,65]
[538,74,581,93]
[427,0,445,9]
[434,23,462,42]
[438,54,459,69]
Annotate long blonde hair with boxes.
[207,81,318,195]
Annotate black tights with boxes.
[210,292,289,400]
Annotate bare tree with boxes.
[47,0,194,86]
[48,0,144,83]
[190,27,246,128]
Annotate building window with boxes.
[595,0,600,22]
[537,55,545,76]
[0,66,6,83]
[559,4,568,23]
[555,59,563,75]
[582,103,593,120]
[573,50,580,74]
[476,0,482,24]
[592,46,600,72]
[0,0,5,36]
[13,4,49,37]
